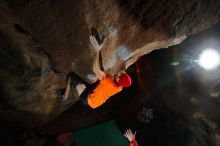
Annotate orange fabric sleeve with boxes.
[87,76,122,109]
[130,140,138,146]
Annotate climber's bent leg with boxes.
[75,83,87,96]
[68,72,82,88]
[59,72,85,103]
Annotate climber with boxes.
[59,28,132,109]
[124,129,138,146]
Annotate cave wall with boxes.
[6,0,220,75]
[0,0,219,143]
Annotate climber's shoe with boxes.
[58,89,72,104]
[61,98,73,104]
[91,27,105,45]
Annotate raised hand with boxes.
[124,129,136,142]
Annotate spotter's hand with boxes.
[124,129,136,142]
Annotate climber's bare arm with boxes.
[90,35,105,80]
[93,52,105,80]
[63,77,71,99]
[125,56,140,70]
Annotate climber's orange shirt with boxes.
[87,75,122,109]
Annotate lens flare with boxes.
[199,49,220,70]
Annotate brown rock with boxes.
[0,0,219,143]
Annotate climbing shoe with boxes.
[91,27,105,45]
[58,89,70,104]
[58,88,76,104]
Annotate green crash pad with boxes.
[74,120,128,146]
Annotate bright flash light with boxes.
[199,49,220,70]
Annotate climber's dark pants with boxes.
[68,72,98,105]
[80,89,90,105]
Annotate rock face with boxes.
[0,0,220,144]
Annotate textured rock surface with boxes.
[0,0,220,144]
